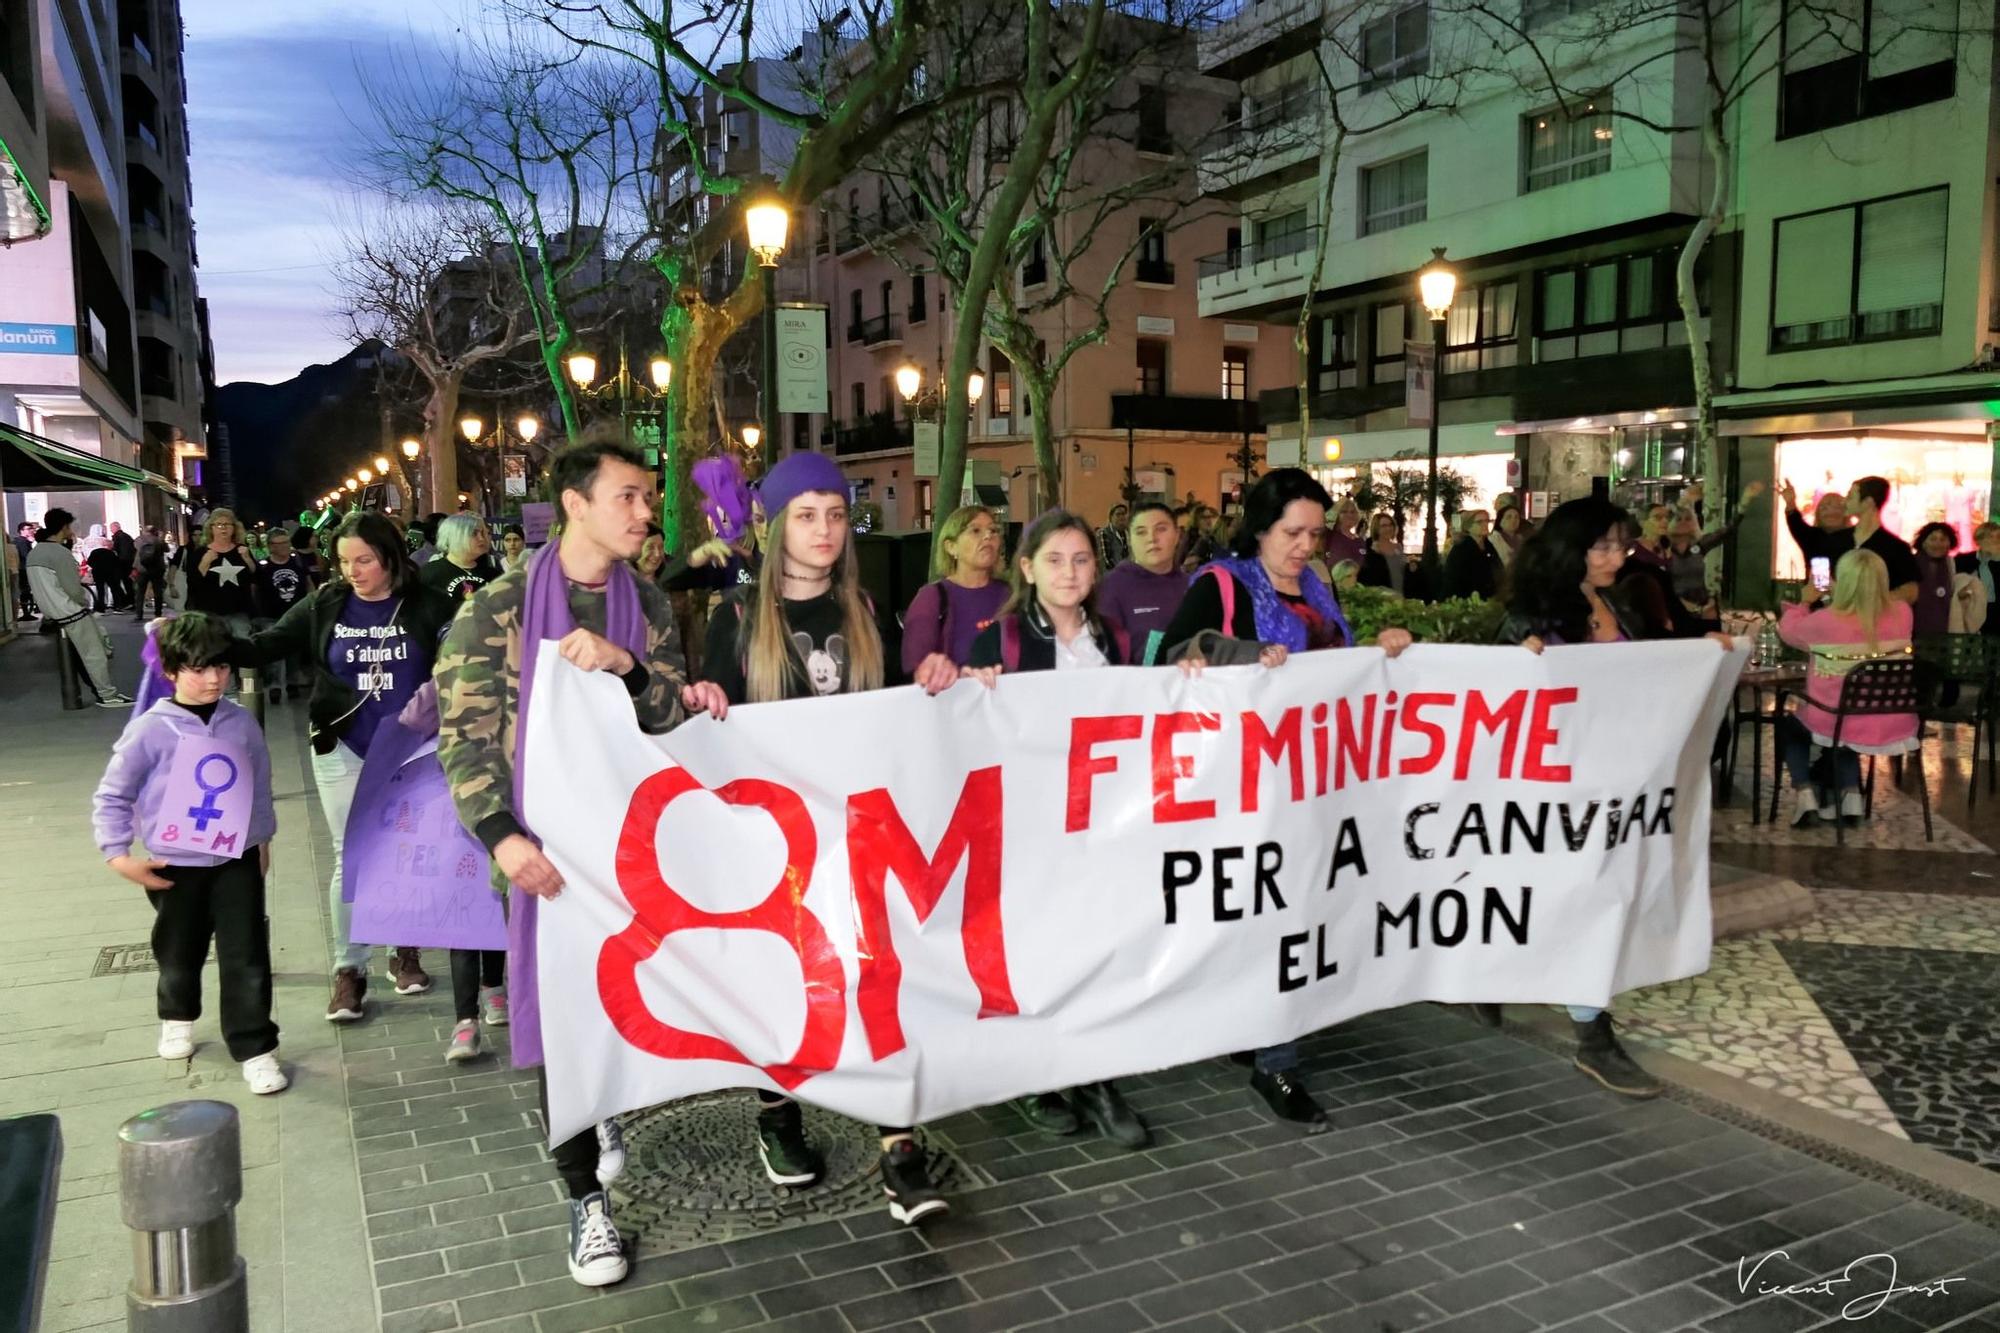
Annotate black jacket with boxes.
[1496,582,1646,646]
[230,579,459,752]
[1442,536,1503,601]
[968,603,1128,671]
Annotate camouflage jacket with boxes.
[435,565,689,883]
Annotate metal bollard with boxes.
[237,665,263,729]
[118,1101,248,1332]
[52,622,82,710]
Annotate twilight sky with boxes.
[183,1,462,385]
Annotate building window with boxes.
[1371,301,1410,384]
[910,273,927,323]
[1137,339,1169,396]
[880,375,895,419]
[1523,97,1612,193]
[851,382,866,422]
[1022,235,1048,287]
[1521,0,1608,30]
[1771,187,1948,351]
[1360,152,1427,237]
[879,278,893,318]
[1222,347,1249,400]
[1779,0,1955,139]
[1443,281,1520,373]
[1136,219,1173,284]
[990,349,1014,416]
[1360,4,1429,89]
[1317,310,1359,391]
[1136,86,1171,155]
[1535,248,1688,361]
[848,289,863,340]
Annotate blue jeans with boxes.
[1778,715,1861,793]
[1253,1043,1298,1075]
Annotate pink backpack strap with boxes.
[1001,614,1022,672]
[1208,568,1237,634]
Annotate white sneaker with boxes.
[157,1020,194,1060]
[1839,789,1866,822]
[446,1020,481,1064]
[595,1119,627,1187]
[241,1052,289,1094]
[1789,790,1819,828]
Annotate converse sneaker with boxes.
[479,987,509,1026]
[880,1139,948,1226]
[241,1052,289,1095]
[755,1098,825,1187]
[1790,788,1820,828]
[595,1119,627,1187]
[566,1191,628,1287]
[387,947,431,995]
[326,968,366,1022]
[157,1020,194,1060]
[446,1020,481,1063]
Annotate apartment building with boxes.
[0,0,205,543]
[1200,0,1994,592]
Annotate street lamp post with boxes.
[401,437,422,514]
[746,199,790,474]
[1416,247,1458,578]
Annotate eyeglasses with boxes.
[1589,539,1625,555]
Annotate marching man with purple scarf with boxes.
[434,438,722,1289]
[1159,468,1414,1131]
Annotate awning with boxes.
[1270,421,1509,465]
[141,469,188,500]
[0,423,148,492]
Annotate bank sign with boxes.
[0,322,76,355]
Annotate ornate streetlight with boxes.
[745,198,790,471]
[1416,247,1458,572]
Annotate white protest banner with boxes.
[524,641,1743,1145]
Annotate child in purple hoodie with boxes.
[93,612,287,1093]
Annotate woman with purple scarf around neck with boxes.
[435,438,714,1290]
[1157,469,1413,1133]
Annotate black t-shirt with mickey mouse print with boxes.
[701,586,851,705]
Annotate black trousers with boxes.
[146,854,278,1062]
[449,949,505,1022]
[133,567,167,616]
[537,1066,601,1199]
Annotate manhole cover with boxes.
[612,1093,983,1252]
[92,943,213,977]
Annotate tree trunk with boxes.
[425,372,463,516]
[1294,126,1346,448]
[1026,373,1059,512]
[1676,101,1731,488]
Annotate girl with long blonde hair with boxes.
[1777,548,1916,827]
[694,451,960,1228]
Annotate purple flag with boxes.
[132,628,173,721]
[344,716,505,950]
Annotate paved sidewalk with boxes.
[6,617,2000,1332]
[0,616,372,1331]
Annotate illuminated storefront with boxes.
[1769,432,1992,579]
[1284,424,1516,547]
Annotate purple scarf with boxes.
[1202,555,1352,651]
[508,544,646,1068]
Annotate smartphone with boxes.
[1810,556,1832,592]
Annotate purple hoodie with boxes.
[93,698,277,866]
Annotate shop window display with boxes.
[1771,435,1991,579]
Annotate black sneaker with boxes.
[1011,1091,1080,1137]
[1572,1013,1661,1099]
[1470,1003,1504,1028]
[566,1191,628,1287]
[1249,1068,1327,1130]
[880,1139,948,1226]
[755,1099,825,1187]
[1071,1081,1150,1150]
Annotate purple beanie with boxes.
[757,451,849,519]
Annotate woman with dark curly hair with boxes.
[1489,496,1731,1100]
[1910,521,1966,639]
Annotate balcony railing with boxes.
[1135,256,1176,285]
[126,33,154,67]
[140,374,176,401]
[848,313,901,346]
[138,291,174,319]
[1214,84,1316,147]
[838,198,910,254]
[129,121,160,152]
[832,418,913,456]
[1197,225,1316,281]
